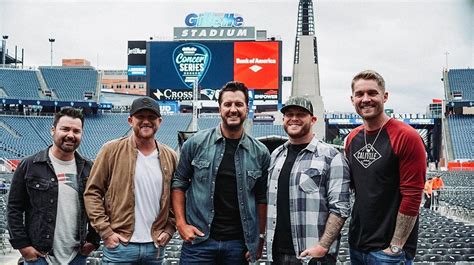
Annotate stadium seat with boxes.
[432,243,450,249]
[444,254,463,262]
[430,248,448,255]
[442,237,459,243]
[462,254,474,262]
[450,242,468,249]
[418,254,443,262]
[338,248,349,256]
[416,249,429,256]
[338,255,351,262]
[417,242,432,249]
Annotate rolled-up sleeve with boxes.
[255,147,271,204]
[326,153,351,218]
[171,138,194,191]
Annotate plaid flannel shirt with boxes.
[266,136,350,261]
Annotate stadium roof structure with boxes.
[0,47,23,65]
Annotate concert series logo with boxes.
[172,43,211,89]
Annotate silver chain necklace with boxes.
[364,118,390,152]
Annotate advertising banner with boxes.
[234,42,279,90]
[147,40,281,103]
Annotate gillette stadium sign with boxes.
[174,12,255,40]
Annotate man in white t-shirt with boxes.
[8,108,100,265]
[85,97,177,264]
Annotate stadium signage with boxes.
[158,101,178,114]
[127,65,146,76]
[172,43,211,88]
[404,118,434,125]
[154,89,193,100]
[174,27,255,40]
[254,94,277,100]
[128,48,146,55]
[153,88,220,101]
[185,12,244,27]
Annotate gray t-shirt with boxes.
[46,150,80,265]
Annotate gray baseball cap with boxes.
[280,96,314,115]
[130,96,161,117]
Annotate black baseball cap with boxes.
[130,96,161,117]
[280,96,314,115]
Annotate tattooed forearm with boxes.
[390,212,417,247]
[319,213,346,249]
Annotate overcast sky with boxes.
[1,0,472,113]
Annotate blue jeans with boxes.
[102,242,165,265]
[349,248,413,265]
[271,252,337,265]
[24,252,87,265]
[180,238,247,265]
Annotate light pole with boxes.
[444,51,449,70]
[49,38,55,67]
[2,35,8,68]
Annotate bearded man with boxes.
[8,108,100,265]
[84,97,177,264]
[171,81,270,264]
[265,96,350,265]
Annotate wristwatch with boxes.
[390,244,402,254]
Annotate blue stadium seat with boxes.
[40,67,97,101]
[0,69,41,99]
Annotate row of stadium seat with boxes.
[447,115,474,160]
[0,69,41,100]
[448,69,474,101]
[0,67,97,102]
[1,113,291,159]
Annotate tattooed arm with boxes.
[385,212,417,252]
[300,213,346,258]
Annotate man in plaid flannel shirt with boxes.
[266,96,351,265]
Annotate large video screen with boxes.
[147,40,281,101]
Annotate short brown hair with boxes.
[53,107,84,128]
[351,70,385,92]
[218,81,249,106]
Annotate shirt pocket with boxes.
[298,168,322,194]
[247,170,262,189]
[26,177,51,207]
[191,159,211,181]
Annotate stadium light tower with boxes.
[292,0,325,140]
[2,35,8,68]
[49,38,55,67]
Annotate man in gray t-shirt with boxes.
[7,108,100,265]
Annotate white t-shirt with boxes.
[130,149,163,243]
[47,150,80,265]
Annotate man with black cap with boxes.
[265,96,350,265]
[84,96,177,264]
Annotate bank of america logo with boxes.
[249,65,262,72]
[173,43,211,89]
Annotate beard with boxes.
[221,114,246,131]
[54,136,79,153]
[284,122,312,139]
[133,125,157,139]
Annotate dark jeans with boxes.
[349,248,413,265]
[180,238,247,265]
[271,252,336,265]
[423,194,431,209]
